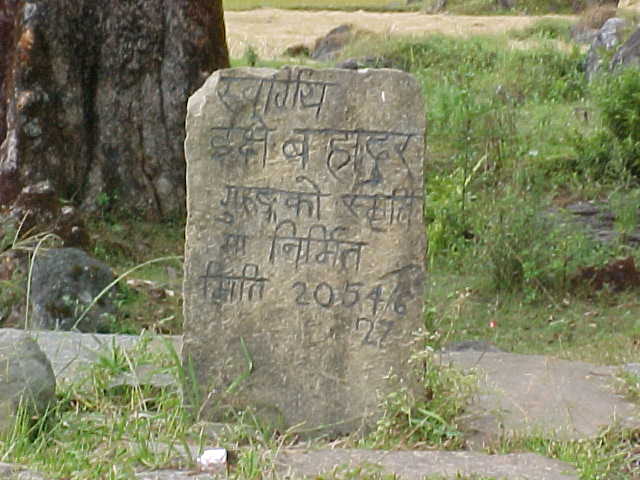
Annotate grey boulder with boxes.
[612,27,640,70]
[0,331,56,436]
[29,248,116,332]
[585,17,627,81]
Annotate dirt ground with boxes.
[224,8,577,59]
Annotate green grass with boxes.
[490,430,640,479]
[344,33,640,364]
[443,0,575,14]
[508,17,573,41]
[1,338,193,479]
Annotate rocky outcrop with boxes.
[585,17,627,81]
[612,27,640,69]
[0,0,229,219]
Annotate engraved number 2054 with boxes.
[292,280,407,316]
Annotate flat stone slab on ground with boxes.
[275,448,578,480]
[438,351,640,447]
[136,472,213,480]
[0,462,48,480]
[0,329,181,384]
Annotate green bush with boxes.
[476,192,608,298]
[509,18,573,41]
[376,35,499,75]
[597,67,640,144]
[576,68,640,178]
[427,170,474,266]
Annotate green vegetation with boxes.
[438,0,575,15]
[490,430,640,479]
[361,351,475,450]
[337,30,640,477]
[508,17,573,40]
[0,338,290,479]
[335,32,640,364]
[2,338,191,479]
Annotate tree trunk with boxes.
[0,0,229,219]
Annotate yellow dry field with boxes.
[224,8,576,59]
[224,0,405,10]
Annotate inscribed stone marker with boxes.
[183,67,426,435]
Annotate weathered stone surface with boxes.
[612,27,640,70]
[0,463,49,480]
[135,472,213,480]
[585,17,627,81]
[183,66,426,435]
[274,449,578,480]
[0,330,56,436]
[0,328,181,384]
[442,340,503,353]
[0,0,228,218]
[29,247,116,331]
[438,351,640,448]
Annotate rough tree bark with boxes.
[0,0,229,218]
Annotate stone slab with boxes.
[438,351,640,448]
[136,473,214,480]
[274,449,578,480]
[183,66,426,435]
[0,328,181,384]
[0,463,48,480]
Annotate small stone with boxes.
[198,448,227,472]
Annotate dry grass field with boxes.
[223,0,415,10]
[223,8,575,58]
